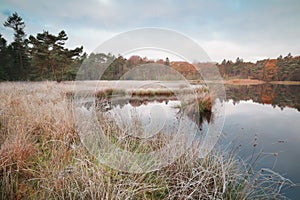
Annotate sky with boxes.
[0,0,299,62]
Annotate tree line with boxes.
[78,54,178,80]
[1,12,299,82]
[217,54,300,81]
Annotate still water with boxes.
[222,84,300,199]
[97,83,300,199]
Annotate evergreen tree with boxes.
[165,57,170,66]
[0,34,10,80]
[3,12,30,80]
[28,30,83,81]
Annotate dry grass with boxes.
[224,79,265,85]
[67,86,208,99]
[0,82,293,199]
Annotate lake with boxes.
[222,84,300,199]
[91,82,300,199]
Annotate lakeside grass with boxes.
[0,82,293,199]
[66,85,208,99]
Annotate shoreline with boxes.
[205,79,300,85]
[1,79,300,86]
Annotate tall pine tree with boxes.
[29,30,83,81]
[3,12,30,80]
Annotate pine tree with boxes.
[28,30,83,81]
[0,34,10,80]
[3,12,30,80]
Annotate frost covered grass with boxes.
[0,82,293,199]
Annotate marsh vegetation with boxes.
[0,82,294,199]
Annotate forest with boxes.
[0,12,299,82]
[217,55,300,81]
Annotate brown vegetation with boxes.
[0,82,293,199]
[225,79,265,85]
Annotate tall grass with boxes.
[0,82,293,199]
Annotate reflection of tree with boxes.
[129,99,143,107]
[96,96,213,130]
[96,96,128,111]
[96,95,179,111]
[175,97,213,130]
[261,84,275,104]
[224,84,300,111]
[184,107,212,130]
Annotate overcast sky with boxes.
[0,0,299,62]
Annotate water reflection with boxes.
[224,84,300,111]
[222,84,300,199]
[95,96,177,111]
[95,95,212,131]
